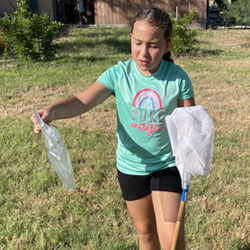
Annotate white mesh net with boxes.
[165,106,215,190]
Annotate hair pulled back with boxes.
[131,7,174,63]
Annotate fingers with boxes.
[34,125,41,134]
[31,107,54,134]
[31,109,47,134]
[31,113,42,134]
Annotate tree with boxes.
[224,0,250,25]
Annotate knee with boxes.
[136,226,158,243]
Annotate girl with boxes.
[75,0,87,25]
[31,7,195,250]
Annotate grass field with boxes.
[0,26,249,250]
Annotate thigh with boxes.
[152,191,184,250]
[126,194,157,234]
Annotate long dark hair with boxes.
[131,7,174,63]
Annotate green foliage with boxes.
[224,0,250,25]
[171,10,198,54]
[0,0,63,61]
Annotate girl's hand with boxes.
[31,107,54,134]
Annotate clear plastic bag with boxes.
[165,106,214,190]
[33,105,75,192]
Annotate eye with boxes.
[150,44,159,48]
[134,42,142,46]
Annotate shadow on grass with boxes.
[55,54,108,63]
[58,26,131,55]
[198,48,224,56]
[75,26,130,38]
[191,40,225,57]
[239,245,250,250]
[57,38,130,55]
[241,42,250,48]
[173,47,224,60]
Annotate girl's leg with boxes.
[125,194,161,250]
[78,12,82,23]
[152,191,185,250]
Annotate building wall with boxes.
[37,0,57,20]
[0,0,57,19]
[0,0,16,16]
[94,0,207,28]
[0,0,207,27]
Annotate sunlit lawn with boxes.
[0,26,249,249]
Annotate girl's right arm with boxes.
[31,81,112,133]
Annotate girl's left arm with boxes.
[178,97,195,107]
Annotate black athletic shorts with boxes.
[118,167,182,201]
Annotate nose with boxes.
[140,44,150,58]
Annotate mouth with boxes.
[139,59,150,65]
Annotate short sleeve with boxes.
[97,63,122,94]
[178,69,194,100]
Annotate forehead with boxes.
[132,20,165,42]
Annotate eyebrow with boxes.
[133,38,161,44]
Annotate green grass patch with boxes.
[0,26,249,249]
[0,117,136,249]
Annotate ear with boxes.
[164,41,171,53]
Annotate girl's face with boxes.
[131,20,171,76]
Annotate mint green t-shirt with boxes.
[97,59,194,175]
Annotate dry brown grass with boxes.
[2,30,249,136]
[0,83,117,132]
[176,30,250,136]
